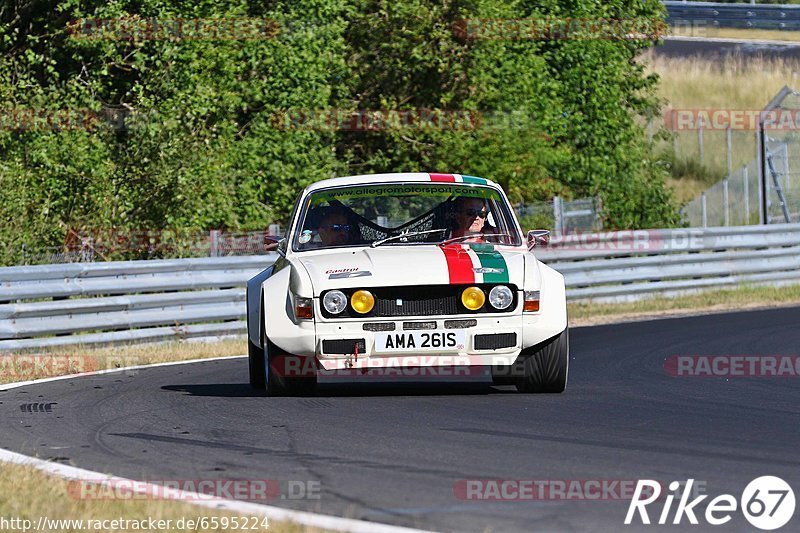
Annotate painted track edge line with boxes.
[0,357,434,533]
[0,448,431,533]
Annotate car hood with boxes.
[295,244,526,295]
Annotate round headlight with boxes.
[351,290,375,314]
[488,285,513,310]
[323,290,348,314]
[461,286,485,311]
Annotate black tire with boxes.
[515,327,569,393]
[248,337,266,390]
[265,338,317,397]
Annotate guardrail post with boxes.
[758,124,766,224]
[783,142,791,191]
[210,230,221,257]
[743,166,750,225]
[701,192,707,228]
[698,118,704,165]
[672,120,677,159]
[726,126,732,177]
[723,178,730,226]
[553,196,564,235]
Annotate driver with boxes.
[450,196,489,242]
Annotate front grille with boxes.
[444,319,477,329]
[320,285,517,318]
[322,338,366,354]
[376,286,462,317]
[363,322,395,332]
[474,333,517,350]
[403,321,437,330]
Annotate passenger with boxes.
[316,206,357,247]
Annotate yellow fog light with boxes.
[461,286,485,311]
[351,290,375,314]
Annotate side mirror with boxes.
[527,230,550,251]
[263,236,287,256]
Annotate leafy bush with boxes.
[0,0,680,265]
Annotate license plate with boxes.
[374,330,466,353]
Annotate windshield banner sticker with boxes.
[312,184,494,205]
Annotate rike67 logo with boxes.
[626,477,795,530]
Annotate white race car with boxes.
[246,173,568,395]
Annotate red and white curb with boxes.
[0,356,432,533]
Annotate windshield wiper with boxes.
[439,233,513,246]
[370,229,449,248]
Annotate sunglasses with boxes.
[461,208,488,218]
[322,223,352,232]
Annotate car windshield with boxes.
[292,182,521,251]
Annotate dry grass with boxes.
[569,283,800,326]
[0,463,310,532]
[672,26,800,43]
[0,338,247,385]
[649,55,800,110]
[664,176,708,205]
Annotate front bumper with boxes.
[314,314,523,370]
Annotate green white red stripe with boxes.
[428,173,488,185]
[439,244,509,284]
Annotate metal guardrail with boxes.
[664,1,800,31]
[2,224,800,350]
[0,257,276,351]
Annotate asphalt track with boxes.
[2,306,800,532]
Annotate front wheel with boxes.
[515,327,569,393]
[248,337,266,390]
[265,339,317,397]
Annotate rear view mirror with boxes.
[527,230,550,251]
